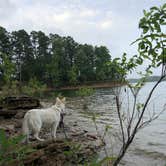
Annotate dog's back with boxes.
[22,97,65,143]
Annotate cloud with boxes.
[0,0,157,55]
[0,0,163,78]
[53,12,71,23]
[0,1,112,39]
[79,9,98,17]
[100,20,112,29]
[0,0,16,20]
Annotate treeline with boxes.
[128,76,166,83]
[0,26,124,87]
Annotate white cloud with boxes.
[53,12,71,23]
[0,0,163,77]
[79,9,98,17]
[0,0,16,19]
[100,20,112,29]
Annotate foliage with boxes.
[0,53,15,84]
[133,3,166,75]
[84,156,116,166]
[112,3,166,166]
[0,26,126,88]
[63,142,82,160]
[0,81,20,100]
[76,87,94,97]
[63,140,94,164]
[22,77,47,97]
[0,129,35,166]
[68,66,78,85]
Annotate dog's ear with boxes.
[61,97,66,103]
[56,97,61,104]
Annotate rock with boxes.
[86,134,98,140]
[0,124,15,135]
[0,124,15,131]
[14,111,26,119]
[94,139,105,148]
[71,131,85,137]
[0,96,40,110]
[83,129,88,133]
[0,110,18,118]
[14,119,22,128]
[0,116,4,120]
[6,124,15,130]
[73,122,78,126]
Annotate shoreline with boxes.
[57,81,126,90]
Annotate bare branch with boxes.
[115,96,125,145]
[138,104,166,130]
[131,75,166,137]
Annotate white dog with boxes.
[22,97,66,143]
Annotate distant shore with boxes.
[128,75,166,83]
[57,81,126,90]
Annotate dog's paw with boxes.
[52,138,56,142]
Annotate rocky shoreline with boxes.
[0,98,105,166]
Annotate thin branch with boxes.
[138,104,166,130]
[92,113,108,157]
[115,96,125,145]
[130,75,166,141]
[127,95,136,137]
[113,75,166,166]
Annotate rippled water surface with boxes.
[69,81,166,165]
[123,81,166,166]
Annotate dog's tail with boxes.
[22,113,30,143]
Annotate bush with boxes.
[0,129,35,165]
[0,81,20,100]
[22,77,47,97]
[76,87,94,97]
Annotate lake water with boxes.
[69,81,166,165]
[121,81,166,166]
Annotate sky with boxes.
[0,0,165,77]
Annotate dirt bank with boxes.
[0,99,105,166]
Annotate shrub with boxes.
[76,87,94,97]
[0,129,35,165]
[22,77,47,97]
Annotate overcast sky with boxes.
[0,0,164,77]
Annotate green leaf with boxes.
[157,61,162,67]
[161,22,166,25]
[154,22,161,32]
[150,6,159,11]
[98,157,116,165]
[161,3,166,10]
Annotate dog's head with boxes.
[55,97,66,113]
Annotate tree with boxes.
[11,30,34,83]
[64,36,77,68]
[0,26,126,88]
[75,45,89,82]
[82,44,96,81]
[0,53,15,85]
[32,31,50,83]
[0,26,11,56]
[112,4,166,165]
[48,35,67,86]
[68,65,78,85]
[95,46,111,80]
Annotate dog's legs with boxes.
[25,134,30,143]
[33,126,45,141]
[51,123,58,140]
[34,132,45,141]
[22,134,30,144]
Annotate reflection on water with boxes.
[120,82,166,166]
[69,81,166,166]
